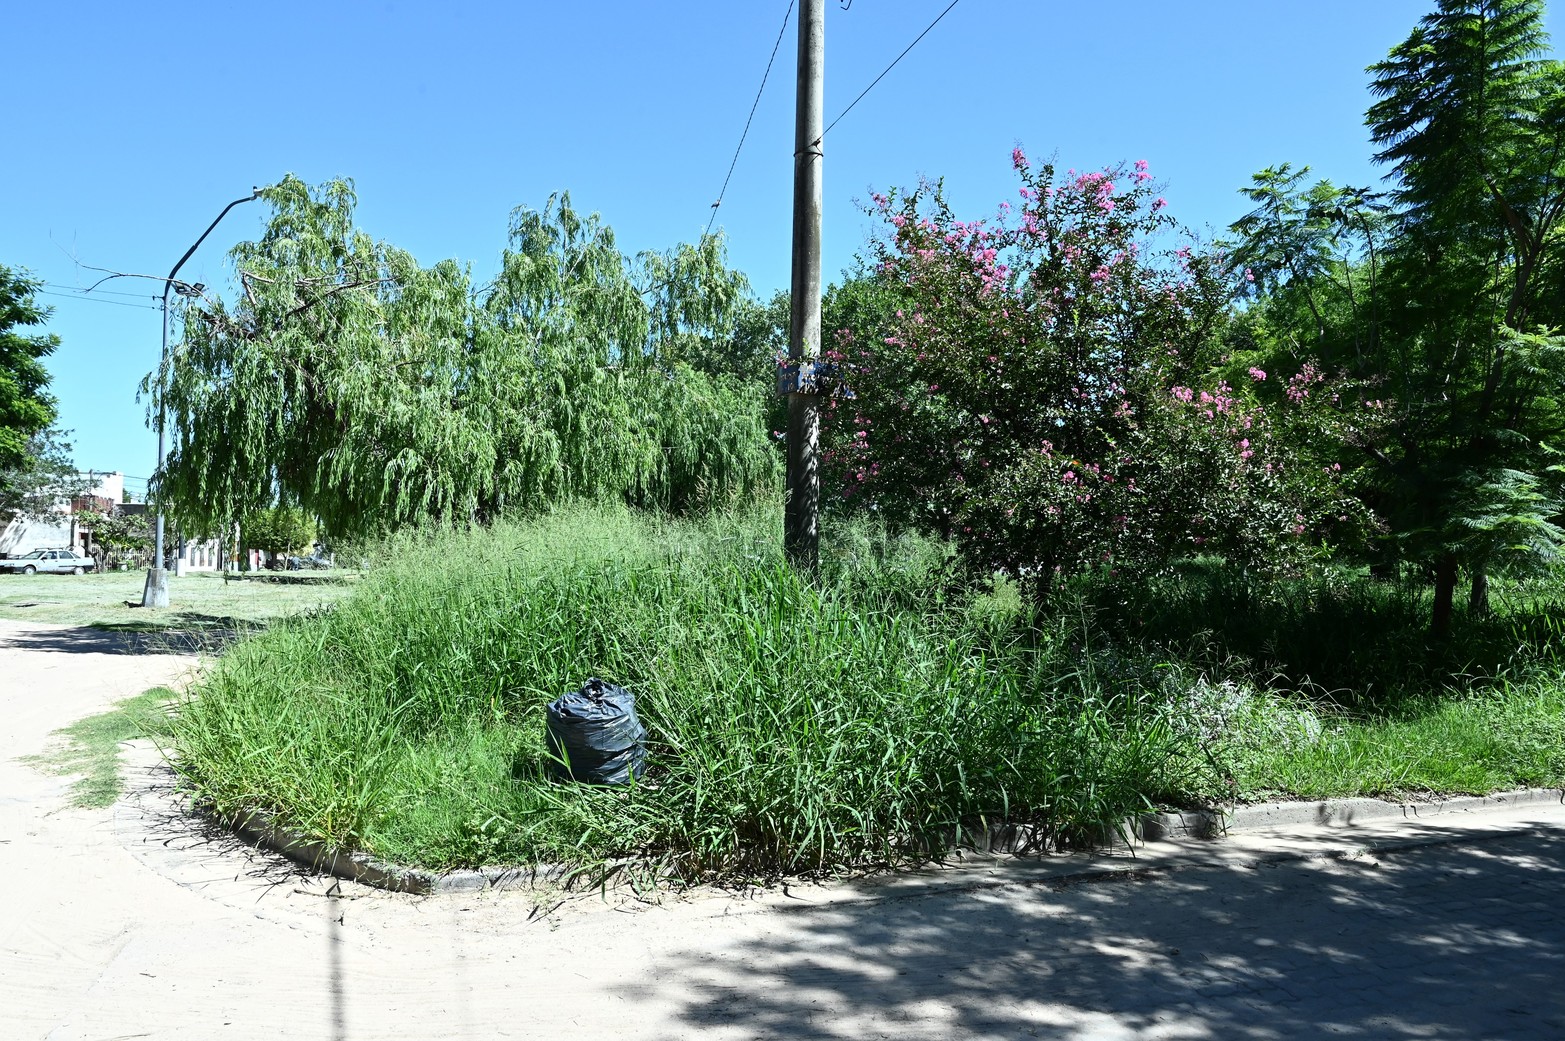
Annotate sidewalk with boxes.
[5,618,1563,1040]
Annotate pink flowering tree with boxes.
[823,152,1361,595]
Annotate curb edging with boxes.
[225,808,574,895]
[1135,787,1565,841]
[223,787,1565,896]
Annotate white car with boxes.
[0,549,98,575]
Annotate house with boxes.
[1,472,224,572]
[1,472,125,562]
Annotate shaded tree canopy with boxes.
[0,426,86,522]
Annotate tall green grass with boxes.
[170,504,1194,877]
[170,508,1565,879]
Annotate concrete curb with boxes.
[1135,787,1565,841]
[223,807,575,895]
[218,787,1565,897]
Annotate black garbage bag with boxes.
[545,678,647,785]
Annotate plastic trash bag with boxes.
[545,678,647,785]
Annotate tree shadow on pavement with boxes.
[637,830,1565,1040]
[0,617,247,655]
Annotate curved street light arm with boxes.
[143,186,263,607]
[162,189,263,307]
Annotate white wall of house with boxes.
[3,471,233,571]
[177,536,224,572]
[0,514,71,556]
[1,472,124,558]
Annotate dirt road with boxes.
[4,618,1563,1040]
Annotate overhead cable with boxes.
[820,0,963,143]
[704,0,797,238]
[34,289,160,311]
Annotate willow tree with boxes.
[153,176,777,539]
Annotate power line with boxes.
[820,0,963,142]
[34,289,160,311]
[704,0,797,238]
[40,282,160,299]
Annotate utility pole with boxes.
[143,188,262,608]
[783,0,824,570]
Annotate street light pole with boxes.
[142,189,262,608]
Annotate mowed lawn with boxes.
[0,569,357,631]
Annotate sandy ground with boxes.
[3,617,1563,1041]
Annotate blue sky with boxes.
[8,0,1546,491]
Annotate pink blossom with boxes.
[1248,367,1267,382]
[1062,471,1077,483]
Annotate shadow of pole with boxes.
[327,882,347,1041]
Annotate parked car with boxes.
[286,551,333,571]
[0,549,99,575]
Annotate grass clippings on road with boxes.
[24,686,179,808]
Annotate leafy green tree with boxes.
[1368,0,1565,331]
[241,505,316,564]
[0,426,87,522]
[77,506,152,568]
[1369,0,1565,630]
[712,289,789,385]
[1229,166,1392,366]
[1230,0,1565,637]
[1,265,64,497]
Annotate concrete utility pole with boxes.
[784,0,824,570]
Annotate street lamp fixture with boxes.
[142,189,263,608]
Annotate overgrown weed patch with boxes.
[168,505,1565,882]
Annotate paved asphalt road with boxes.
[3,618,1563,1040]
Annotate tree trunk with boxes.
[1468,566,1490,616]
[1431,553,1458,640]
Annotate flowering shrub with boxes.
[822,152,1362,594]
